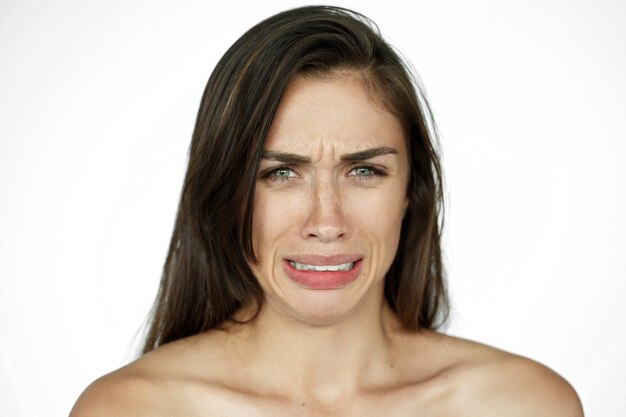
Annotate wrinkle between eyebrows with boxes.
[317,141,335,164]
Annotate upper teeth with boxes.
[289,261,354,271]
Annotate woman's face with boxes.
[251,74,410,324]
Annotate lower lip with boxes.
[282,259,363,290]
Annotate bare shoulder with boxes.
[69,366,161,417]
[420,331,584,417]
[69,334,226,417]
[483,353,584,416]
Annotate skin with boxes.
[70,74,584,417]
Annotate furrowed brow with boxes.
[261,151,311,164]
[339,146,398,162]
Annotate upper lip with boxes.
[285,254,362,265]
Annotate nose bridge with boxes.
[303,173,347,241]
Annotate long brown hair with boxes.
[142,5,448,354]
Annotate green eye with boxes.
[348,164,388,181]
[261,166,296,183]
[354,167,374,176]
[275,168,291,178]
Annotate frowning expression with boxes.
[251,73,410,324]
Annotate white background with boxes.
[1,0,625,415]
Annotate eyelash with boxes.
[261,166,296,183]
[260,164,388,183]
[349,164,388,180]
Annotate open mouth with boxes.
[288,261,355,272]
[282,257,363,290]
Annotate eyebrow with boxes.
[261,146,398,164]
[339,146,398,162]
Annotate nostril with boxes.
[308,231,345,238]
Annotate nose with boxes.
[301,179,350,242]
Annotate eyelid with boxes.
[346,162,388,177]
[258,162,389,182]
[259,165,299,181]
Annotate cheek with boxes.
[252,189,302,260]
[348,184,406,228]
[252,192,272,256]
[343,185,407,260]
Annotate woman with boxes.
[71,6,583,416]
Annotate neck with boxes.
[231,289,404,405]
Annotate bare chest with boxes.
[182,383,457,417]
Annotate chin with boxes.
[265,276,379,327]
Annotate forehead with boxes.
[264,74,406,154]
